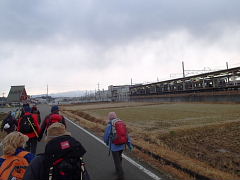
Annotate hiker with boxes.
[1,111,18,134]
[17,106,41,154]
[20,103,30,118]
[24,123,89,180]
[15,108,22,119]
[0,131,35,180]
[104,112,134,180]
[31,105,41,124]
[38,105,66,141]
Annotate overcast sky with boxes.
[1,0,240,95]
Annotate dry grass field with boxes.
[0,113,7,140]
[62,102,240,180]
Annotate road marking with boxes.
[66,118,161,180]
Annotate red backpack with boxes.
[111,119,128,145]
[46,114,63,129]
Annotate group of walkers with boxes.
[0,103,133,180]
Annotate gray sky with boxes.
[1,0,240,95]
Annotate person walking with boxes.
[104,112,133,180]
[15,108,22,120]
[38,105,66,141]
[1,111,18,134]
[24,123,89,180]
[0,132,35,180]
[17,106,41,154]
[31,105,41,124]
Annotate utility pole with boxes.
[182,61,185,78]
[226,62,229,83]
[131,78,133,86]
[182,61,186,90]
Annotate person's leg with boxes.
[25,139,31,152]
[119,150,123,162]
[30,137,38,154]
[112,150,124,178]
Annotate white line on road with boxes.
[66,118,161,180]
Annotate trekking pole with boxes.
[27,117,39,138]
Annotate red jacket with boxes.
[17,112,41,138]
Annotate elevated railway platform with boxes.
[130,66,240,102]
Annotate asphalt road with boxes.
[15,104,167,180]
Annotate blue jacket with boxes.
[104,121,132,152]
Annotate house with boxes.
[7,85,29,104]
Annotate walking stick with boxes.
[27,117,39,138]
[108,138,112,156]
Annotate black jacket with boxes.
[1,114,18,134]
[23,154,47,180]
[24,135,86,180]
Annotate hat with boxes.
[51,105,59,113]
[108,112,117,121]
[45,123,71,142]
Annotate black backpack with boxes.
[3,116,14,129]
[20,114,37,134]
[45,135,90,180]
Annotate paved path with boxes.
[37,104,168,180]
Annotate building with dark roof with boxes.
[7,85,28,103]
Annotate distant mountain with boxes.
[32,90,95,98]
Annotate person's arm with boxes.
[103,124,111,146]
[23,155,45,180]
[17,117,22,131]
[61,115,67,127]
[32,114,41,134]
[38,116,48,141]
[38,111,41,124]
[127,135,134,151]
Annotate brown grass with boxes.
[0,113,7,140]
[61,102,240,180]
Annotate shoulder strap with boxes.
[111,118,121,126]
[17,151,29,158]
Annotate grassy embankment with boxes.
[0,113,7,140]
[61,102,240,180]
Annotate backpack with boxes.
[0,151,29,180]
[20,114,37,134]
[3,117,14,130]
[111,119,128,145]
[46,114,63,129]
[45,135,89,180]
